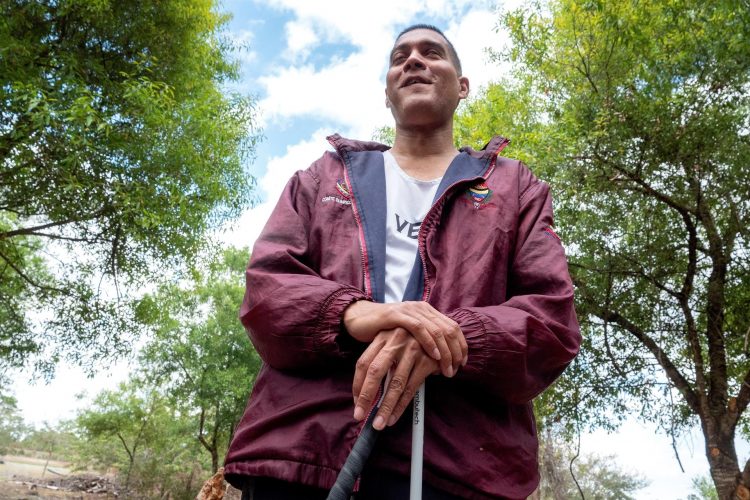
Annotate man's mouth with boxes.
[401,77,431,87]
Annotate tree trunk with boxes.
[211,448,219,475]
[703,416,748,499]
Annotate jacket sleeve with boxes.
[240,168,368,371]
[447,179,581,404]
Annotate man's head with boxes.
[394,24,462,75]
[385,25,470,129]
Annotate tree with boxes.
[457,0,750,497]
[0,391,28,453]
[76,379,204,498]
[138,246,261,473]
[0,0,260,374]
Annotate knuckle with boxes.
[355,358,369,372]
[392,402,406,418]
[389,377,405,392]
[402,385,416,400]
[379,401,394,414]
[359,389,373,403]
[367,362,384,377]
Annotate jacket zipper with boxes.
[341,153,373,300]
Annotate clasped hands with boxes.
[343,300,468,431]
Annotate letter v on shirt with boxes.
[383,150,442,304]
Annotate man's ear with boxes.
[458,76,470,100]
[385,89,391,108]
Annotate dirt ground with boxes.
[0,455,243,500]
[0,455,115,499]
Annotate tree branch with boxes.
[0,214,101,240]
[197,407,212,453]
[677,210,709,411]
[573,276,702,415]
[735,368,750,421]
[116,432,134,463]
[0,247,65,294]
[571,9,599,95]
[688,167,730,412]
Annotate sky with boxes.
[9,0,749,498]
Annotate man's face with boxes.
[385,29,469,128]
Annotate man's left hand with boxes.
[352,327,440,430]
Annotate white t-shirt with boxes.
[383,150,442,303]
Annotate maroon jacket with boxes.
[224,134,580,499]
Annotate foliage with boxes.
[137,246,260,472]
[688,475,719,500]
[0,0,260,375]
[72,246,258,496]
[0,391,28,453]
[76,379,207,499]
[461,0,750,496]
[372,125,395,146]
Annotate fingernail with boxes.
[388,415,396,426]
[354,406,364,421]
[462,357,468,366]
[447,366,454,377]
[433,348,441,360]
[374,416,385,430]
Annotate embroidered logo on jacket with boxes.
[463,182,494,210]
[322,178,353,205]
[336,179,351,198]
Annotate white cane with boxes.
[410,382,425,499]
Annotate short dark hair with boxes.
[395,24,462,75]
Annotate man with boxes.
[222,24,581,499]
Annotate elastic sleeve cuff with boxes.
[448,308,489,375]
[315,287,370,356]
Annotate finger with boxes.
[387,356,436,427]
[408,302,453,376]
[353,338,382,404]
[388,310,442,362]
[430,313,465,374]
[420,312,455,377]
[353,345,394,422]
[372,349,417,430]
[415,302,466,372]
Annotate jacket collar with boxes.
[327,133,509,163]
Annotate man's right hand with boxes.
[343,300,468,377]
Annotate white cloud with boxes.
[256,2,517,137]
[284,19,319,61]
[257,48,393,135]
[445,9,513,93]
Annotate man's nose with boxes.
[403,51,426,71]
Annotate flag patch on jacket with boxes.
[465,182,493,209]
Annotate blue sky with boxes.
[12,1,750,498]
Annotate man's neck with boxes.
[390,125,458,181]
